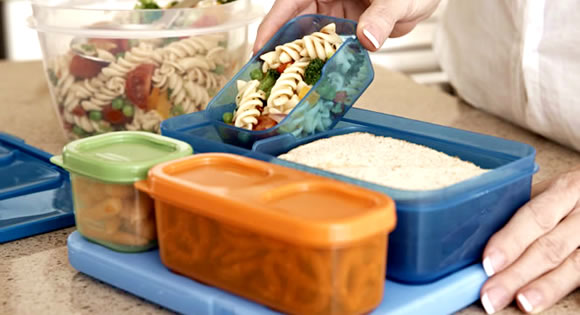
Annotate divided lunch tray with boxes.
[0,133,74,243]
[68,231,488,315]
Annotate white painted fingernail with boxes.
[483,257,495,277]
[363,28,380,49]
[481,293,496,314]
[517,293,533,313]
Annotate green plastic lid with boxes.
[50,131,192,183]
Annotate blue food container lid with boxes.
[162,14,374,149]
[0,133,74,243]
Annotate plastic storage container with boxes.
[135,153,396,315]
[162,14,374,148]
[160,107,538,283]
[0,133,74,243]
[29,0,264,141]
[51,131,192,252]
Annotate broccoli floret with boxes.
[135,0,161,9]
[304,58,325,85]
[258,69,280,95]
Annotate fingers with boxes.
[357,0,408,51]
[516,249,580,314]
[252,0,312,54]
[482,176,580,277]
[480,210,580,313]
[356,0,440,51]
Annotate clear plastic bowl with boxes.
[29,0,263,141]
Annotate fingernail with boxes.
[483,251,506,277]
[481,293,496,314]
[481,286,509,314]
[362,28,380,49]
[517,290,543,313]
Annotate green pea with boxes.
[250,68,263,81]
[122,104,134,117]
[222,112,234,124]
[47,69,58,87]
[213,64,225,75]
[112,98,124,110]
[171,105,185,117]
[72,126,86,137]
[89,111,102,121]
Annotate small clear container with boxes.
[51,131,192,252]
[136,153,396,315]
[163,14,374,148]
[29,0,264,141]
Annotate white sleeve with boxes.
[434,0,580,152]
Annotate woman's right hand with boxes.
[253,0,441,54]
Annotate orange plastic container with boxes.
[136,153,396,315]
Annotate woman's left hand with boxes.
[480,167,580,314]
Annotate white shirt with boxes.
[434,0,580,151]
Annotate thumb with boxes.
[357,0,407,51]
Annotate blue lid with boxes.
[0,133,74,243]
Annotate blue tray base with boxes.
[67,231,487,315]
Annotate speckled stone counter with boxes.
[1,60,578,314]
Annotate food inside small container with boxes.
[200,14,374,147]
[51,131,192,252]
[30,0,264,140]
[136,153,396,315]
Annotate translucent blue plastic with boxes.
[68,230,488,315]
[161,108,538,283]
[0,133,74,243]
[162,14,374,149]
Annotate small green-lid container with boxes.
[51,131,193,183]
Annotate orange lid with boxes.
[136,153,396,247]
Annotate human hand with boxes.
[253,0,441,54]
[480,167,580,314]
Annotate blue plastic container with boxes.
[161,108,538,283]
[163,14,374,149]
[0,133,74,243]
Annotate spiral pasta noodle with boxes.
[230,23,344,132]
[233,80,265,130]
[46,30,234,139]
[300,23,342,61]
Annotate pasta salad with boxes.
[224,23,344,132]
[45,0,243,140]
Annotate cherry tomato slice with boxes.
[102,105,126,125]
[254,115,278,131]
[71,105,86,117]
[126,64,155,109]
[69,55,104,79]
[277,62,292,74]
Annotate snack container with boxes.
[135,153,396,315]
[161,14,374,148]
[160,107,538,283]
[51,131,192,252]
[29,0,264,141]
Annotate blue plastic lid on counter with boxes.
[0,133,74,243]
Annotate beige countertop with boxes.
[0,60,578,314]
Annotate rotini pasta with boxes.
[233,80,265,130]
[228,23,344,132]
[46,31,235,139]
